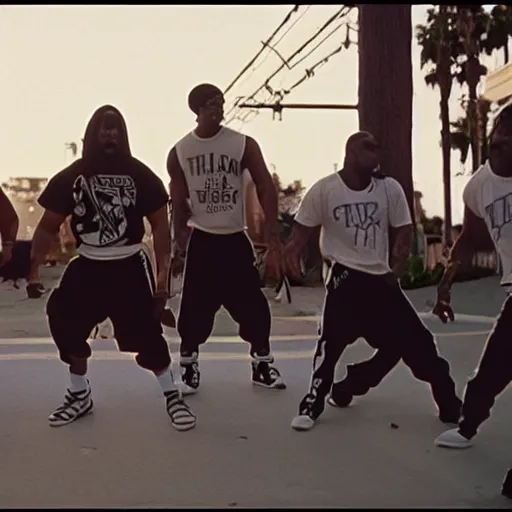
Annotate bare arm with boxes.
[146,205,171,293]
[167,147,192,254]
[0,188,19,244]
[389,224,413,279]
[242,137,279,245]
[29,210,67,282]
[283,221,317,282]
[287,222,316,254]
[437,206,485,299]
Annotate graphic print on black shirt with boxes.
[72,174,137,247]
[38,105,169,256]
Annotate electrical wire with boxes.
[240,7,352,108]
[230,5,313,94]
[223,5,300,96]
[224,5,356,126]
[225,7,352,124]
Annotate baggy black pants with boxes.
[298,263,461,419]
[458,294,512,439]
[178,229,272,358]
[46,251,171,371]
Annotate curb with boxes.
[274,312,496,326]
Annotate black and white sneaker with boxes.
[48,384,93,427]
[165,390,196,431]
[179,361,200,395]
[251,361,286,389]
[291,407,316,431]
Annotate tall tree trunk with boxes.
[457,7,481,173]
[358,4,416,252]
[479,99,490,166]
[440,95,452,248]
[467,67,481,172]
[438,4,453,249]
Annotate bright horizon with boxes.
[0,5,504,224]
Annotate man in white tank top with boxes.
[167,83,286,395]
[433,101,512,498]
[283,131,461,431]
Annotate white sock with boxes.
[69,372,88,392]
[155,368,177,394]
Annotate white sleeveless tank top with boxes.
[175,127,247,234]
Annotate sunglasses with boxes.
[204,95,224,108]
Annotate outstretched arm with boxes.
[242,136,279,246]
[146,205,171,294]
[167,147,192,255]
[437,206,484,300]
[29,210,67,283]
[386,179,413,281]
[389,224,413,279]
[283,180,324,282]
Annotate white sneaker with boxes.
[291,414,315,431]
[435,428,473,448]
[49,385,93,427]
[165,390,196,431]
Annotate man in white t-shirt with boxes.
[283,131,462,431]
[433,101,512,499]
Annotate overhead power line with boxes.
[223,5,300,96]
[241,6,351,106]
[224,6,354,125]
[230,6,313,93]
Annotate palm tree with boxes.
[449,113,471,171]
[485,5,512,65]
[416,5,461,247]
[455,6,490,173]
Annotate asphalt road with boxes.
[0,317,511,508]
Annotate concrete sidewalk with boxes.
[0,269,503,339]
[271,275,505,320]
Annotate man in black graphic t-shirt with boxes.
[27,105,196,432]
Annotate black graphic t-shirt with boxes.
[38,158,168,260]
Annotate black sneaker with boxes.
[251,361,286,389]
[180,353,200,395]
[48,384,93,427]
[165,390,196,431]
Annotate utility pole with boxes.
[358,4,417,254]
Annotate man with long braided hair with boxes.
[27,105,196,431]
[433,101,512,498]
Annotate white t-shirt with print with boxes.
[463,161,512,285]
[294,172,412,275]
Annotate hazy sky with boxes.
[0,5,504,224]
